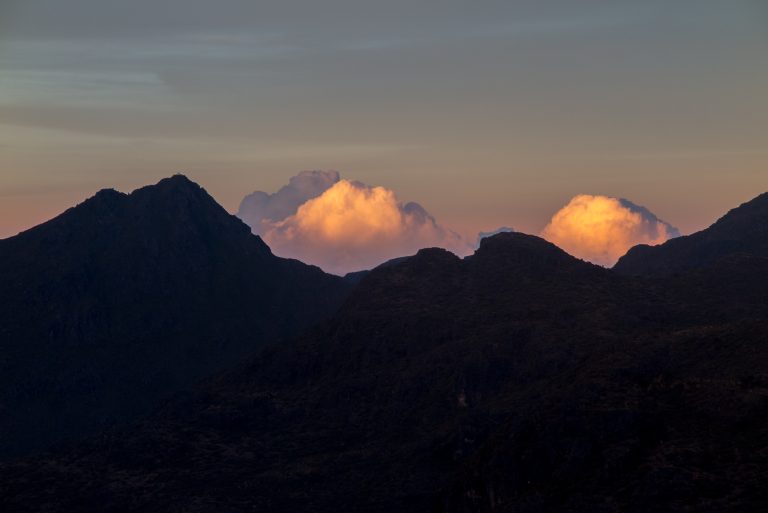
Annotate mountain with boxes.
[0,175,352,459]
[614,192,768,275]
[2,230,766,512]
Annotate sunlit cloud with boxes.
[541,194,679,266]
[237,170,339,235]
[243,174,469,275]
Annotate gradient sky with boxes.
[1,0,767,240]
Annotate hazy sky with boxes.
[1,0,767,240]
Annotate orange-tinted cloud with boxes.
[260,178,469,274]
[541,194,679,267]
[237,170,340,235]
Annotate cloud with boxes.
[541,194,679,266]
[250,176,468,275]
[237,170,339,235]
[475,226,515,248]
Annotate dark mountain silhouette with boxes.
[0,175,351,459]
[614,192,768,275]
[342,255,411,285]
[2,226,767,513]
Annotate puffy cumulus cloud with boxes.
[261,179,469,275]
[475,226,515,249]
[541,194,680,267]
[237,170,339,235]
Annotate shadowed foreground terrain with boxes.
[0,175,351,459]
[1,191,767,512]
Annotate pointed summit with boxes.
[123,174,259,245]
[131,174,217,206]
[161,173,197,186]
[144,174,204,197]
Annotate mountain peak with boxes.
[473,231,587,271]
[413,246,461,261]
[60,175,203,211]
[155,173,200,191]
[92,187,125,199]
[126,175,244,231]
[132,174,207,201]
[476,231,554,252]
[76,187,128,213]
[63,175,205,221]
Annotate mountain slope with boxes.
[2,230,766,512]
[0,175,351,459]
[614,192,768,275]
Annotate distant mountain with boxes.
[614,192,768,275]
[0,175,351,459]
[3,230,766,512]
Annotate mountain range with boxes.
[1,177,766,512]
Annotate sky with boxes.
[1,0,767,249]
